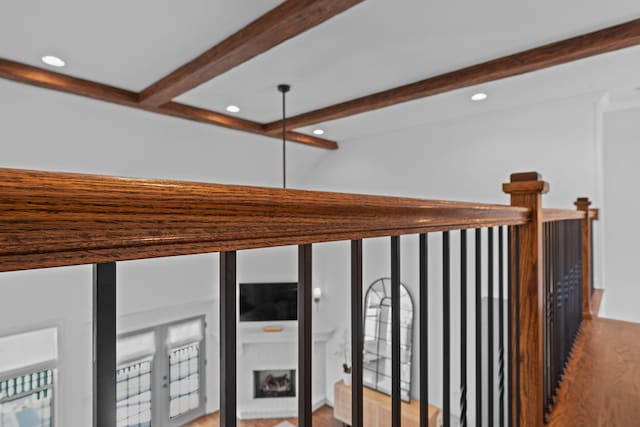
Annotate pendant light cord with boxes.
[282,88,286,189]
[278,84,290,190]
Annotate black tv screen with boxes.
[239,282,297,322]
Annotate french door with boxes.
[117,316,206,427]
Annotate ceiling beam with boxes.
[263,18,640,132]
[0,58,337,149]
[138,0,364,107]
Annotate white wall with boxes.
[601,107,640,323]
[297,94,601,205]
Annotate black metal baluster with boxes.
[590,218,595,295]
[507,227,513,427]
[93,262,116,427]
[420,234,429,427]
[298,244,312,426]
[552,222,556,400]
[475,228,483,427]
[443,232,451,427]
[391,236,401,427]
[514,226,522,426]
[499,227,505,427]
[460,230,468,427]
[544,222,550,417]
[351,240,364,427]
[488,228,494,427]
[556,221,559,395]
[220,251,237,427]
[561,220,566,373]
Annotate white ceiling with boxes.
[0,0,282,90]
[2,0,640,142]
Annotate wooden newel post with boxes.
[575,197,593,319]
[503,171,549,427]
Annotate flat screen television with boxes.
[239,282,297,322]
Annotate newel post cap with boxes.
[575,197,592,210]
[502,171,549,195]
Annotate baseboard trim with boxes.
[591,288,604,317]
[237,397,328,420]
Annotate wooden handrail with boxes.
[542,208,586,222]
[0,168,529,272]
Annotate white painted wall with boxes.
[0,78,605,425]
[600,107,640,323]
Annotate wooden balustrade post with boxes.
[575,197,593,319]
[503,171,549,427]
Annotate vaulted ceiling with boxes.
[2,0,640,148]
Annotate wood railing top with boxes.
[542,209,586,223]
[0,168,529,272]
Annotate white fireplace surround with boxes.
[236,322,334,420]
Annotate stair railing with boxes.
[0,168,596,427]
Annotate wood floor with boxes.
[547,316,640,427]
[185,405,342,427]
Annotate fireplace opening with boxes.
[253,369,296,398]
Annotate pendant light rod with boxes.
[278,84,290,189]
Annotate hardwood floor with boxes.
[547,317,640,427]
[185,405,342,427]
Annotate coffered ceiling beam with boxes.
[0,58,337,149]
[263,18,640,132]
[138,0,364,107]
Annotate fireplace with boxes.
[253,369,296,398]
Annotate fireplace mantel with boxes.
[237,323,334,354]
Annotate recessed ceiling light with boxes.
[226,105,240,113]
[312,129,325,135]
[471,92,488,101]
[41,55,65,67]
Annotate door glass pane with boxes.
[0,369,54,427]
[116,359,152,427]
[168,343,200,419]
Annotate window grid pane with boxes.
[0,369,54,427]
[116,359,152,427]
[169,343,200,419]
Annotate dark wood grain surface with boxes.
[0,59,337,149]
[139,0,364,106]
[264,18,640,132]
[0,168,528,272]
